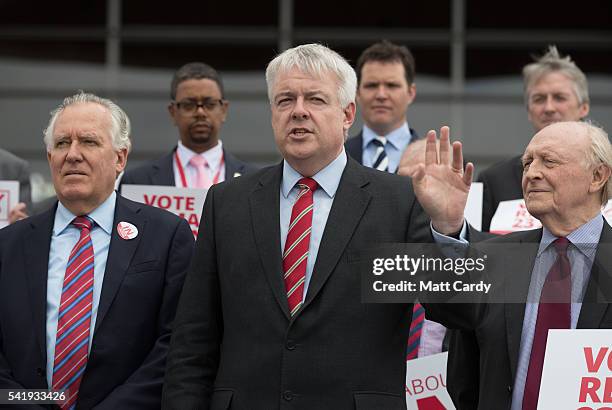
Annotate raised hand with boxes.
[412,126,474,235]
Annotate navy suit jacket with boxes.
[120,147,256,188]
[0,195,194,409]
[344,128,421,165]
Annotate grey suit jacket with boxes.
[163,158,433,410]
[0,148,31,207]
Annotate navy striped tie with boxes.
[371,136,389,172]
[406,302,425,360]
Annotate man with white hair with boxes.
[478,46,591,231]
[163,44,472,409]
[0,92,194,409]
[430,121,612,409]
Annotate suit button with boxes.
[282,391,293,401]
[36,367,44,377]
[286,340,296,350]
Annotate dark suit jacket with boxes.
[428,222,612,410]
[0,195,194,409]
[162,158,433,410]
[477,155,523,232]
[0,148,31,207]
[345,128,421,165]
[120,147,257,188]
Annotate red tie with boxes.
[283,177,318,317]
[406,302,425,360]
[522,237,571,410]
[52,216,95,410]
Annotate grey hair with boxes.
[265,43,357,109]
[523,45,589,107]
[580,121,612,205]
[43,92,132,153]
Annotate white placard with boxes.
[490,199,542,234]
[465,182,483,231]
[538,329,612,410]
[491,199,612,234]
[121,184,207,238]
[406,352,456,409]
[0,180,19,229]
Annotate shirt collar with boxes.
[281,148,347,199]
[54,191,117,236]
[362,123,411,150]
[177,140,224,171]
[538,213,604,262]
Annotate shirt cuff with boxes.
[430,220,468,245]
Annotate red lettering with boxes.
[604,377,612,403]
[187,213,199,227]
[580,377,602,403]
[425,375,440,391]
[405,384,413,396]
[585,347,609,372]
[186,196,195,211]
[415,395,447,409]
[143,194,156,205]
[173,195,184,208]
[157,195,171,209]
[411,379,424,395]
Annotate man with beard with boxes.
[121,62,256,189]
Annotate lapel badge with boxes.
[233,172,242,178]
[117,221,138,240]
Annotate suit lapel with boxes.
[504,228,542,380]
[223,149,244,180]
[577,220,612,329]
[249,164,288,319]
[94,196,145,333]
[151,149,176,186]
[303,160,371,309]
[23,207,56,359]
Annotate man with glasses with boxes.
[121,62,255,189]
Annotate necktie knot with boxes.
[372,136,387,147]
[189,155,208,168]
[297,177,318,193]
[72,216,93,232]
[553,237,570,255]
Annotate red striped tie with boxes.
[406,302,425,360]
[283,177,318,317]
[52,216,95,410]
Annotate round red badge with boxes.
[117,221,138,240]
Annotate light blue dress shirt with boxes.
[361,123,414,173]
[46,191,116,387]
[511,214,603,409]
[280,149,347,302]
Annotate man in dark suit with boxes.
[121,62,255,189]
[0,92,194,409]
[478,46,590,231]
[162,43,473,410]
[345,40,421,171]
[430,121,612,409]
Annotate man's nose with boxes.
[291,97,309,120]
[66,140,83,161]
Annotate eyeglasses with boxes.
[173,98,225,114]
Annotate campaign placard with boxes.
[406,352,456,409]
[538,329,612,410]
[121,184,207,238]
[0,180,19,229]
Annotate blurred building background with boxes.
[1,0,611,200]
